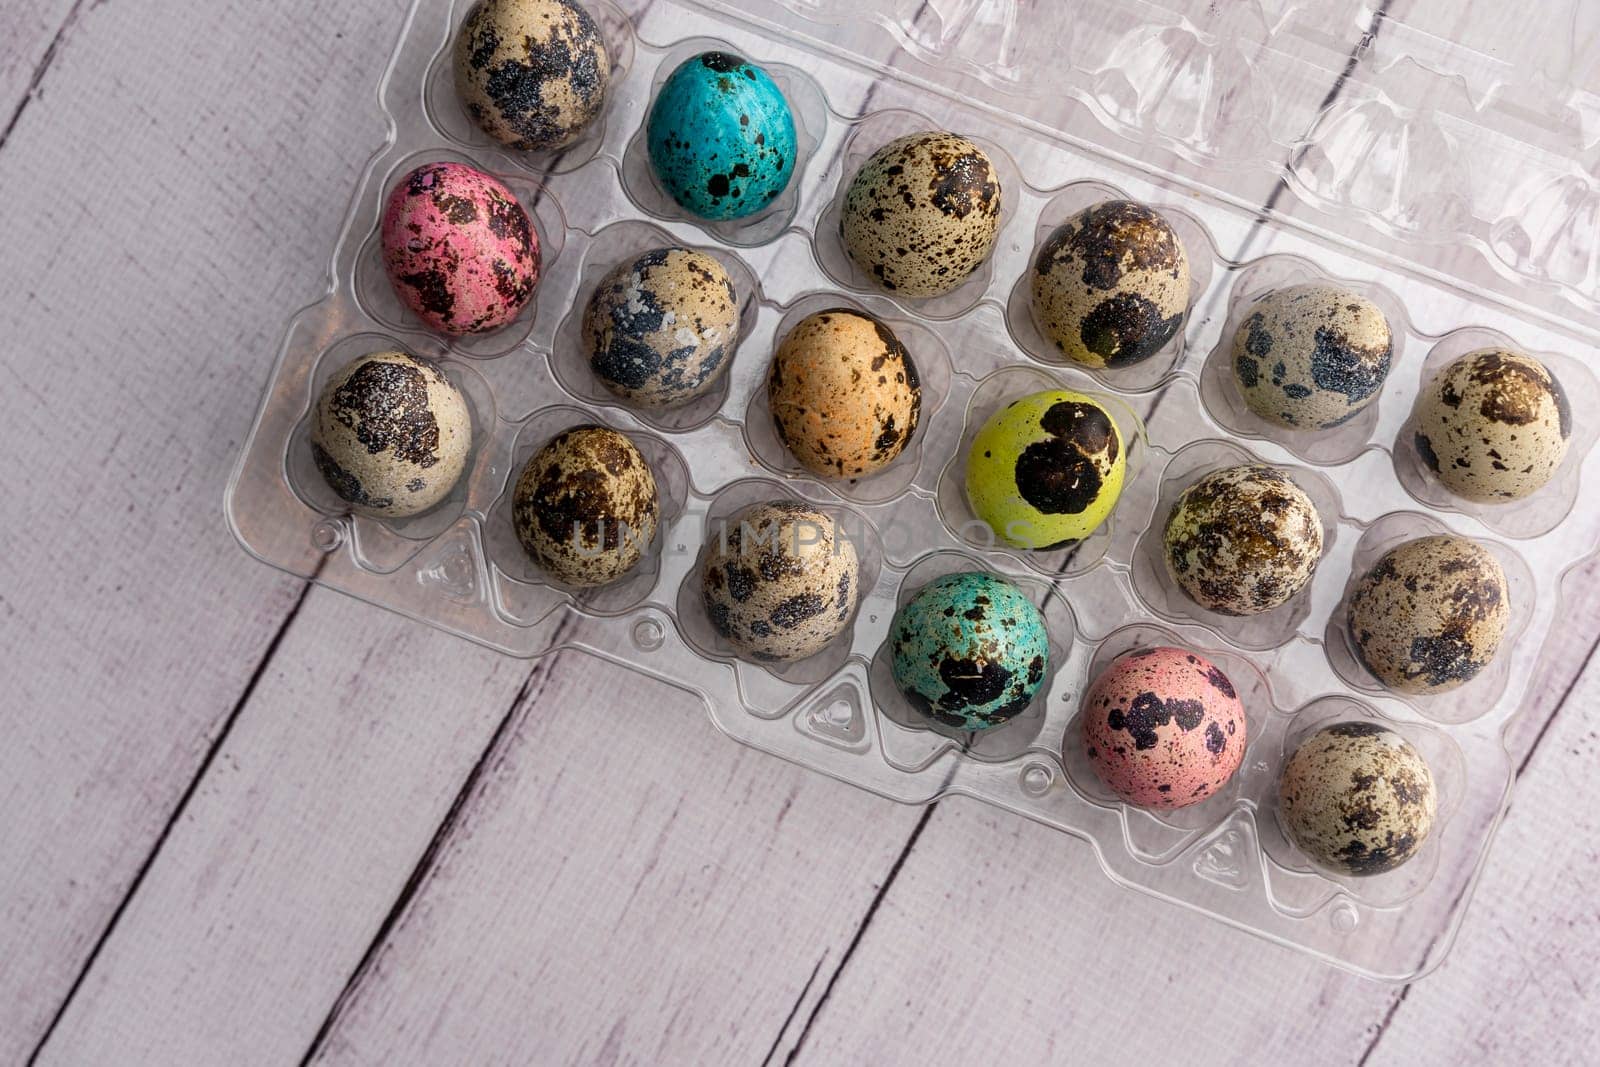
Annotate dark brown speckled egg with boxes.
[841,132,1002,298]
[1030,199,1189,369]
[1348,534,1508,695]
[454,0,610,151]
[512,426,658,587]
[1279,721,1436,876]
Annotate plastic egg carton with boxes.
[226,0,1600,979]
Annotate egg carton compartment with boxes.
[224,0,1600,979]
[1128,438,1346,652]
[1323,511,1538,727]
[932,364,1155,580]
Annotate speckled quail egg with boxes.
[311,350,472,519]
[646,52,796,221]
[1163,465,1324,616]
[1348,534,1509,695]
[768,308,921,479]
[582,247,739,408]
[453,0,610,151]
[889,572,1049,731]
[1279,721,1436,876]
[1079,647,1246,809]
[700,501,859,662]
[966,390,1126,550]
[1412,348,1572,502]
[841,131,1002,298]
[512,426,658,587]
[381,161,540,336]
[1231,283,1393,430]
[1030,199,1189,369]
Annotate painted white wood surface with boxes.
[1,1,1596,1065]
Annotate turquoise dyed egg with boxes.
[645,51,797,221]
[889,571,1050,731]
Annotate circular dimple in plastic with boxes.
[1020,762,1054,796]
[632,618,665,652]
[1330,900,1361,932]
[312,520,344,552]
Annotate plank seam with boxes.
[783,802,938,1066]
[0,0,96,154]
[759,954,825,1067]
[26,565,324,1065]
[297,615,577,1066]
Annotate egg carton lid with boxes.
[710,0,1600,340]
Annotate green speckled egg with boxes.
[889,571,1049,731]
[965,390,1126,550]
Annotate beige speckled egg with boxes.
[840,132,1002,298]
[1231,283,1393,430]
[454,0,610,151]
[1412,349,1572,502]
[1030,200,1189,369]
[1279,721,1436,876]
[1163,465,1324,616]
[700,501,860,662]
[512,426,658,587]
[768,308,921,479]
[1348,535,1509,695]
[311,350,472,519]
[582,247,739,408]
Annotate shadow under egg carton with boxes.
[225,0,1600,979]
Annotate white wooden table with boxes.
[3,1,1597,1063]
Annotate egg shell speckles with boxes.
[1413,348,1572,503]
[1030,200,1189,369]
[453,0,610,151]
[768,309,921,479]
[1279,721,1436,876]
[700,501,859,662]
[889,572,1049,731]
[841,131,1002,298]
[1231,284,1393,430]
[583,247,739,408]
[1163,465,1323,616]
[646,52,796,221]
[311,350,472,519]
[965,390,1126,550]
[1079,647,1246,809]
[512,426,659,587]
[1348,534,1509,695]
[381,162,540,335]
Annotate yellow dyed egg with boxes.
[965,390,1126,550]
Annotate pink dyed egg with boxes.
[380,161,540,335]
[1077,646,1246,810]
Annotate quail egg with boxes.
[453,0,610,151]
[966,390,1126,550]
[1348,534,1509,695]
[583,246,739,408]
[1412,348,1572,502]
[512,426,658,587]
[1163,465,1323,616]
[646,52,796,221]
[1030,199,1189,369]
[380,161,540,335]
[889,572,1049,731]
[768,308,921,479]
[700,501,859,662]
[1079,647,1247,809]
[311,350,472,519]
[1279,721,1436,876]
[841,131,1002,298]
[1231,283,1393,430]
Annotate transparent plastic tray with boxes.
[226,0,1600,979]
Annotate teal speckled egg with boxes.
[889,571,1049,731]
[646,51,797,221]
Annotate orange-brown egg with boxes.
[767,308,921,479]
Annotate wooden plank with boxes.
[0,0,82,145]
[0,0,408,1057]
